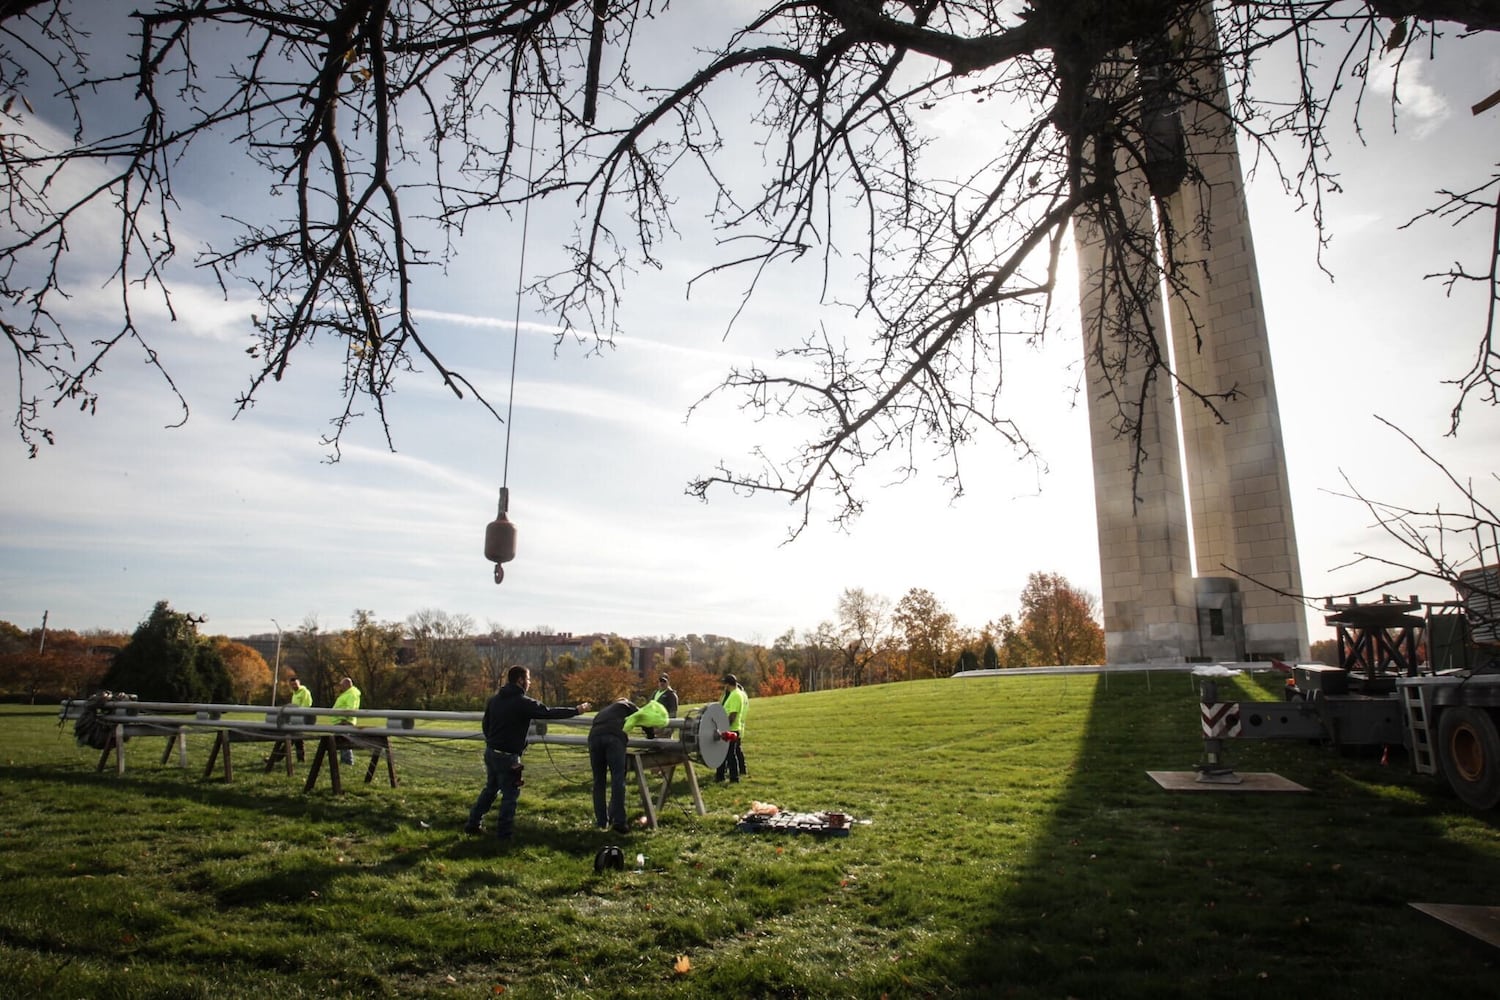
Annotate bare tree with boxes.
[290,615,345,705]
[2,2,1496,528]
[836,585,891,687]
[343,608,404,704]
[796,620,840,692]
[1226,416,1500,637]
[406,608,479,707]
[476,623,523,696]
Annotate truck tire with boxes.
[1436,707,1500,810]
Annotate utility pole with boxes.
[38,610,48,654]
[270,619,283,706]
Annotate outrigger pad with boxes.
[1147,770,1310,793]
[1409,903,1500,949]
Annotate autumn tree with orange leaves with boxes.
[990,573,1106,667]
[212,638,272,704]
[0,621,120,701]
[757,661,802,698]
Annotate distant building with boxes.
[233,629,710,694]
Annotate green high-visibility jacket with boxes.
[721,686,747,733]
[331,685,361,725]
[625,699,669,732]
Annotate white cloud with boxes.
[1368,55,1450,136]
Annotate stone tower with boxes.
[1075,18,1309,664]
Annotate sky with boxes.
[3,10,1500,650]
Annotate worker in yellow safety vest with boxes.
[330,676,361,765]
[288,677,313,762]
[714,673,747,783]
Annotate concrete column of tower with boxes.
[1076,167,1199,663]
[1158,14,1309,661]
[1075,9,1309,663]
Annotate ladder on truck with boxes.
[1398,677,1446,779]
[1399,679,1438,776]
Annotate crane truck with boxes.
[1202,565,1500,810]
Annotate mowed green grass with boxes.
[1,671,1496,998]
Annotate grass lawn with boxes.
[1,670,1496,998]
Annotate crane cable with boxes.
[503,114,540,490]
[484,114,539,583]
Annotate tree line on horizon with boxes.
[2,573,1112,707]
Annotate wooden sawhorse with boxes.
[96,724,189,775]
[203,728,280,781]
[263,737,309,774]
[302,732,398,793]
[630,750,706,830]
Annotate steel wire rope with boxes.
[482,112,539,583]
[500,114,540,493]
[102,720,702,821]
[367,733,485,786]
[195,719,482,780]
[537,739,594,786]
[534,740,703,827]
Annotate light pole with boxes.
[270,618,283,706]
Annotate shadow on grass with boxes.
[206,827,612,908]
[6,740,648,851]
[0,758,423,830]
[951,670,1500,997]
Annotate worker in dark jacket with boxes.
[644,673,678,738]
[588,698,668,833]
[466,667,590,840]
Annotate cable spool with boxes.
[483,486,517,584]
[680,702,731,771]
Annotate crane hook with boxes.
[484,486,517,585]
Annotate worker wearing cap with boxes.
[588,698,669,832]
[714,673,748,783]
[644,673,678,738]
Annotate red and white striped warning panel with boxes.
[1201,702,1241,739]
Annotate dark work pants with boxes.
[715,734,745,782]
[468,747,522,838]
[589,735,628,829]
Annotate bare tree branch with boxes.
[0,1,1494,540]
